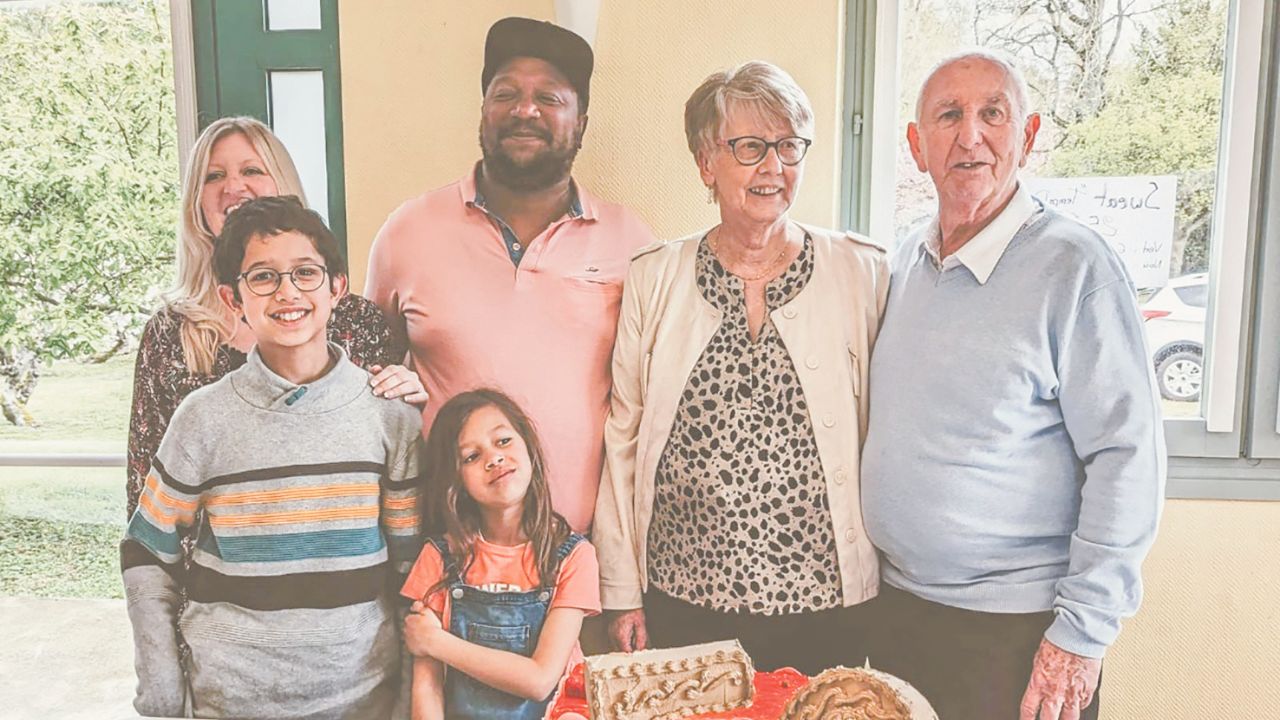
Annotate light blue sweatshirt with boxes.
[861,204,1165,658]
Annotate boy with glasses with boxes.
[121,195,423,718]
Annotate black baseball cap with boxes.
[482,17,593,112]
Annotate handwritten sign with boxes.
[1024,175,1178,289]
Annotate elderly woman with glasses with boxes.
[592,61,890,673]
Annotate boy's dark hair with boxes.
[213,195,347,299]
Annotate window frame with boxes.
[844,0,1280,498]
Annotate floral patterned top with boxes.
[125,294,399,518]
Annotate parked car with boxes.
[1141,273,1206,402]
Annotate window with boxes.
[0,0,179,598]
[844,0,1280,495]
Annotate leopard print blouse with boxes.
[646,233,842,616]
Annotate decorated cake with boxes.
[548,641,937,720]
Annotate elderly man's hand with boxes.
[605,609,648,653]
[1019,638,1102,720]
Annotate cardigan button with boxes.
[805,356,820,370]
[834,469,847,485]
[782,307,797,319]
[822,413,836,428]
[845,529,858,543]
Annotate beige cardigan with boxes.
[593,224,890,611]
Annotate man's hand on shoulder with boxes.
[1019,638,1102,720]
[368,364,429,406]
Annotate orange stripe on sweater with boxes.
[382,496,417,510]
[139,491,189,527]
[209,505,380,528]
[145,474,198,513]
[206,484,379,507]
[384,515,419,530]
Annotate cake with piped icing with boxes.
[547,642,937,720]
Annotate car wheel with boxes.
[1156,349,1202,402]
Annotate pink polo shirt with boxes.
[365,169,654,531]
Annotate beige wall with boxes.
[338,5,1280,718]
[1102,499,1280,718]
[338,0,845,292]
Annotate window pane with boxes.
[266,0,321,31]
[894,0,1232,421]
[268,70,330,223]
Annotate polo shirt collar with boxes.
[460,162,595,221]
[922,184,1037,284]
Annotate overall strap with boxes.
[425,534,462,583]
[550,532,586,575]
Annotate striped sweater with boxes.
[121,345,422,719]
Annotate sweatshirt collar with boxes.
[231,343,366,413]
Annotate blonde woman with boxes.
[126,117,425,516]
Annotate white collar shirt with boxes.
[922,184,1038,284]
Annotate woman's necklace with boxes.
[709,228,792,282]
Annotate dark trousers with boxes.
[869,585,1101,720]
[643,586,876,675]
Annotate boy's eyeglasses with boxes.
[722,136,812,166]
[237,264,329,296]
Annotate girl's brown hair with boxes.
[422,389,570,593]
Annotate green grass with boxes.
[0,354,133,451]
[0,516,124,598]
[0,468,124,599]
[0,355,130,598]
[0,467,126,525]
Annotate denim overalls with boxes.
[428,532,585,720]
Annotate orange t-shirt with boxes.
[400,536,602,668]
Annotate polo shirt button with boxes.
[822,413,836,428]
[782,308,797,319]
[451,588,463,599]
[805,356,819,370]
[845,529,857,543]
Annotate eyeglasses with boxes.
[237,264,329,296]
[722,136,812,166]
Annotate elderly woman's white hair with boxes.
[683,60,815,160]
[915,48,1033,125]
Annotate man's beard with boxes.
[480,122,581,192]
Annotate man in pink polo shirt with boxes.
[366,17,654,533]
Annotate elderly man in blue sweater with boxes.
[862,50,1165,720]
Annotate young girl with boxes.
[402,389,601,720]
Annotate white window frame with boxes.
[170,0,199,184]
